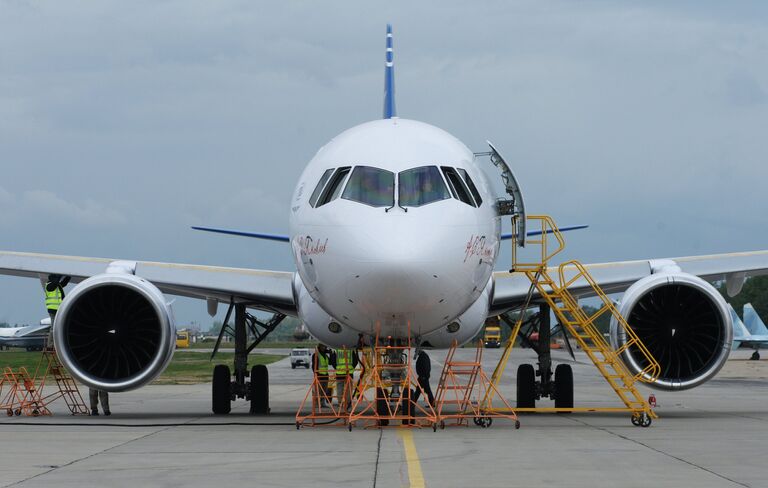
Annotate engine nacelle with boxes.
[610,272,732,391]
[53,273,176,392]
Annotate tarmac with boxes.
[1,347,766,488]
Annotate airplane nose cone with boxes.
[335,220,481,334]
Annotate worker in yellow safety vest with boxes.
[44,274,70,324]
[332,347,359,411]
[312,344,331,408]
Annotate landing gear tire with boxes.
[554,364,574,412]
[516,364,536,409]
[212,364,231,415]
[751,351,760,361]
[291,364,296,369]
[249,364,269,414]
[515,420,521,429]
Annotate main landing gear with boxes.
[750,351,761,361]
[507,304,574,411]
[210,301,286,415]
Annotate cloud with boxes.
[0,186,126,228]
[1,1,768,327]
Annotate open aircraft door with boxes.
[485,141,526,247]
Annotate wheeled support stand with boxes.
[211,301,286,415]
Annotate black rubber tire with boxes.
[751,351,760,361]
[250,364,270,414]
[516,364,536,409]
[212,364,231,415]
[291,363,296,369]
[305,364,310,369]
[554,364,574,411]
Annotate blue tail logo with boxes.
[383,24,396,119]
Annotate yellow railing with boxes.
[483,215,661,422]
[511,215,565,272]
[557,261,661,383]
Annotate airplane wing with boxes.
[0,251,296,315]
[491,250,768,315]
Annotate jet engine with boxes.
[52,273,176,392]
[610,272,732,391]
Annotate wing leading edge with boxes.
[490,250,768,315]
[0,251,296,316]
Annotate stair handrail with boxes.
[557,260,661,383]
[512,215,566,272]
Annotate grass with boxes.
[0,350,285,385]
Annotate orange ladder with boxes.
[435,340,519,428]
[34,347,90,415]
[347,332,438,430]
[2,367,49,416]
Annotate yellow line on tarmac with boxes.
[398,429,425,487]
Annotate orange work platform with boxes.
[1,345,89,417]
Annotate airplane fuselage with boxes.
[289,118,501,347]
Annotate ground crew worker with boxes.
[413,349,435,406]
[44,274,70,325]
[44,274,70,346]
[312,344,331,408]
[89,388,110,416]
[332,346,359,411]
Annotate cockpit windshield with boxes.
[341,166,395,207]
[398,166,451,207]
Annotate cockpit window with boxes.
[398,166,451,207]
[342,166,394,207]
[441,166,476,207]
[309,168,335,207]
[457,168,483,207]
[316,167,351,207]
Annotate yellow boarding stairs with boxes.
[483,215,661,426]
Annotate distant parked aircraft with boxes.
[741,304,768,360]
[729,303,768,360]
[0,317,50,351]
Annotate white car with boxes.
[290,348,311,369]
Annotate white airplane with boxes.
[1,25,767,414]
[0,318,49,351]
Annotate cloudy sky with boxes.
[1,1,767,327]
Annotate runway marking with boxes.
[398,429,425,487]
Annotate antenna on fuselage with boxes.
[383,24,396,119]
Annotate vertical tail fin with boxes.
[743,303,768,335]
[383,24,396,119]
[729,303,751,340]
